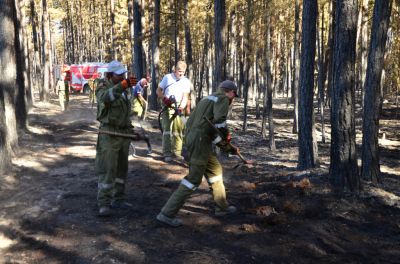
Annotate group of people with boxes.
[94,60,240,227]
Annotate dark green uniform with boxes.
[161,88,232,217]
[89,78,101,106]
[56,79,69,111]
[95,79,132,207]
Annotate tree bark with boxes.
[214,0,227,88]
[317,5,326,144]
[298,0,319,169]
[361,0,393,183]
[133,0,144,78]
[40,0,50,102]
[242,0,253,132]
[0,0,19,171]
[184,0,194,108]
[14,0,28,129]
[150,0,160,110]
[330,0,360,192]
[292,0,300,134]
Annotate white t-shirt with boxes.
[159,73,191,103]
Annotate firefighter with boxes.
[156,61,191,162]
[95,60,136,216]
[131,78,148,120]
[89,72,103,107]
[56,67,70,111]
[156,80,239,227]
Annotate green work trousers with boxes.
[132,98,145,119]
[95,133,130,207]
[161,154,229,218]
[161,108,184,157]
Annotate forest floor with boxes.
[0,92,399,264]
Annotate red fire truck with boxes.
[69,63,109,93]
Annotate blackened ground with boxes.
[0,94,399,264]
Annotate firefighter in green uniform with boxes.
[95,60,136,216]
[89,72,103,107]
[157,80,240,227]
[56,68,70,111]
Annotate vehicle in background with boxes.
[69,63,108,93]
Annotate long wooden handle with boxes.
[98,129,137,139]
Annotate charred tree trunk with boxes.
[242,0,253,132]
[150,0,160,110]
[184,0,194,108]
[298,0,319,169]
[361,0,393,183]
[330,0,360,192]
[214,0,227,88]
[133,0,144,78]
[14,0,28,129]
[198,16,210,103]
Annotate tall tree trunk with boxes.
[184,0,193,82]
[128,0,134,72]
[361,0,393,183]
[40,0,50,102]
[292,0,300,134]
[298,0,318,169]
[184,0,194,108]
[0,0,19,171]
[357,0,370,105]
[330,0,360,192]
[317,5,326,143]
[198,16,210,103]
[47,13,54,92]
[242,0,253,132]
[133,0,144,78]
[30,0,40,93]
[14,0,28,129]
[173,0,180,63]
[214,0,227,88]
[326,0,336,107]
[150,0,160,110]
[110,0,116,60]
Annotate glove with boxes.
[121,80,130,90]
[121,76,138,90]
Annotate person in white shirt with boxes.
[156,61,191,162]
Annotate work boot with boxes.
[98,206,112,217]
[156,212,182,227]
[111,200,133,210]
[215,205,237,217]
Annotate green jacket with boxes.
[185,88,230,162]
[96,79,131,129]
